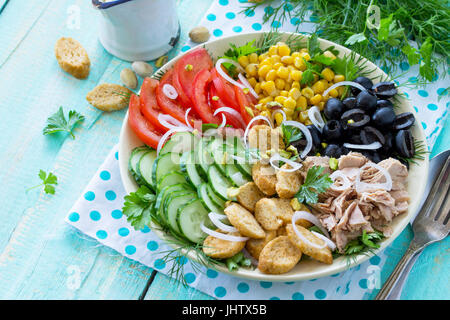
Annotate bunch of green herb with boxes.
[27,170,58,195]
[122,186,156,230]
[225,251,252,271]
[43,107,85,139]
[281,123,303,145]
[343,230,385,256]
[243,0,449,83]
[219,40,259,77]
[295,165,333,204]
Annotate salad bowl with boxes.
[118,31,429,281]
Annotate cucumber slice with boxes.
[152,152,181,184]
[225,164,251,187]
[128,146,150,185]
[208,165,232,201]
[159,131,197,155]
[198,183,223,213]
[196,138,214,177]
[165,193,197,234]
[207,139,228,175]
[177,199,211,244]
[206,184,225,208]
[157,171,187,192]
[136,150,157,189]
[233,138,252,179]
[180,151,205,187]
[155,184,193,223]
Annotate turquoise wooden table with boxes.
[0,0,448,300]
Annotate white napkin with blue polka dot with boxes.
[66,0,448,300]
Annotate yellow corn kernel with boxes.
[276,66,290,79]
[291,51,301,59]
[288,87,301,100]
[245,63,258,77]
[275,96,287,105]
[310,94,322,105]
[323,50,337,60]
[334,74,345,83]
[281,55,294,65]
[270,55,281,64]
[238,55,249,68]
[328,88,339,98]
[258,53,268,62]
[283,107,294,116]
[247,77,257,88]
[337,86,345,96]
[260,58,272,67]
[254,82,261,94]
[278,44,291,57]
[301,87,314,99]
[321,68,335,82]
[290,70,302,82]
[275,78,285,90]
[261,80,276,94]
[300,48,309,54]
[312,80,326,94]
[265,69,277,82]
[283,97,297,110]
[260,110,271,118]
[304,119,313,126]
[318,102,325,111]
[296,96,308,111]
[258,65,271,78]
[291,81,300,89]
[279,90,289,97]
[273,62,283,70]
[300,52,311,61]
[284,82,291,91]
[299,111,309,122]
[293,57,307,71]
[249,52,258,64]
[313,74,319,83]
[274,112,284,125]
[268,45,278,56]
[259,96,273,105]
[270,89,280,97]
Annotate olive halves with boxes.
[395,129,415,158]
[356,90,377,114]
[324,98,344,120]
[372,107,396,128]
[351,77,373,95]
[393,112,415,130]
[322,120,343,142]
[372,82,397,99]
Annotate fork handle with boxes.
[375,244,423,300]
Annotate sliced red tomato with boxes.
[209,85,245,130]
[172,69,192,107]
[128,94,162,149]
[156,69,199,125]
[140,77,168,133]
[192,69,221,125]
[211,68,240,111]
[174,48,213,105]
[234,85,259,124]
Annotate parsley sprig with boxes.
[344,230,385,255]
[220,40,259,77]
[281,123,303,146]
[122,186,156,230]
[43,107,85,139]
[27,170,58,195]
[295,166,333,204]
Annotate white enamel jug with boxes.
[92,0,180,61]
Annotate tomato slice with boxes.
[234,86,259,124]
[128,94,162,149]
[209,85,245,130]
[174,48,213,104]
[140,78,168,133]
[211,68,240,111]
[156,69,199,125]
[192,69,221,124]
[172,69,192,107]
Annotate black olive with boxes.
[323,144,342,158]
[341,108,370,130]
[322,120,343,142]
[324,98,344,120]
[361,126,386,145]
[307,124,322,147]
[372,106,396,128]
[292,138,318,156]
[356,90,377,114]
[376,99,393,109]
[346,134,363,144]
[339,145,350,156]
[372,82,398,99]
[342,97,357,111]
[351,77,373,96]
[361,151,382,163]
[382,132,394,152]
[393,112,415,130]
[395,130,415,158]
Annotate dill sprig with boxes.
[396,138,429,165]
[243,0,449,84]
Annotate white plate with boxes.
[118,32,429,281]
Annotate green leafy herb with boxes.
[345,32,367,46]
[295,166,333,204]
[220,40,259,77]
[301,59,322,85]
[27,170,58,195]
[122,186,156,230]
[344,230,385,255]
[43,107,85,139]
[281,123,303,145]
[225,251,252,271]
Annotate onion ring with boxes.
[291,212,327,249]
[200,223,249,242]
[355,162,393,193]
[213,107,247,128]
[243,115,273,148]
[162,84,178,100]
[269,153,302,172]
[323,81,367,97]
[281,120,312,158]
[208,212,237,233]
[237,73,259,99]
[343,142,382,150]
[292,211,330,238]
[329,170,352,191]
[308,106,325,133]
[311,231,337,251]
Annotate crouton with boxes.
[248,125,284,153]
[276,226,287,236]
[276,164,303,198]
[286,224,333,264]
[254,198,293,230]
[258,236,302,274]
[245,230,277,260]
[203,230,246,259]
[224,203,265,239]
[236,182,265,212]
[86,83,132,111]
[252,162,277,196]
[55,37,90,79]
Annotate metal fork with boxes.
[376,154,450,300]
